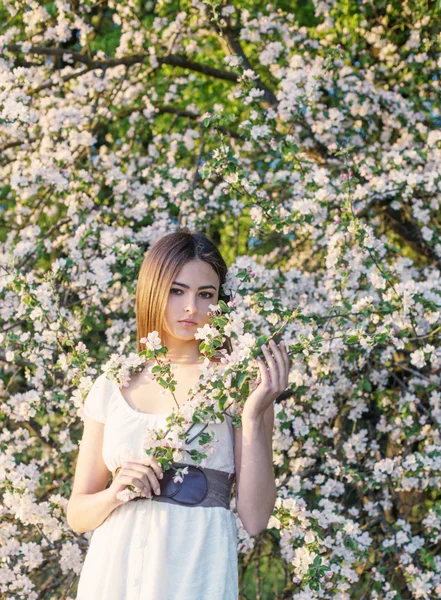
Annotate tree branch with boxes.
[0,102,245,159]
[373,198,441,265]
[116,103,246,139]
[207,15,332,161]
[218,26,278,106]
[4,44,240,83]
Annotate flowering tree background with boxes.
[1,0,441,598]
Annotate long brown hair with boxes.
[136,231,232,356]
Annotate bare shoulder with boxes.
[124,360,155,388]
[119,360,156,404]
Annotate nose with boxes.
[185,296,197,315]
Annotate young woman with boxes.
[67,231,289,599]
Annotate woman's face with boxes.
[164,259,220,342]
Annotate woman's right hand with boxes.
[109,457,164,503]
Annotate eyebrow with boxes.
[172,281,218,291]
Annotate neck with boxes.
[162,337,201,365]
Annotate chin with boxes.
[169,330,198,341]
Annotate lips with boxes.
[179,320,197,325]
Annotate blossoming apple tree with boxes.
[1,0,441,598]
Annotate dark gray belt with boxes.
[114,463,235,509]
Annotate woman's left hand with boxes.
[242,340,290,421]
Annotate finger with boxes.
[123,465,161,496]
[280,342,290,386]
[133,475,153,496]
[256,357,271,389]
[277,341,289,388]
[250,372,261,392]
[121,466,152,489]
[144,467,161,495]
[262,344,279,387]
[118,473,152,497]
[128,457,163,480]
[269,340,286,389]
[142,457,164,480]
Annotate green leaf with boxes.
[218,299,229,312]
[362,379,372,392]
[237,372,249,390]
[256,335,268,347]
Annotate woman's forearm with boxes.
[236,416,276,536]
[67,488,123,534]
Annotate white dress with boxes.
[76,373,239,600]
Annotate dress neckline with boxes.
[112,358,225,418]
[113,382,171,418]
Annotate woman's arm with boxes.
[67,418,123,534]
[67,488,123,535]
[67,417,164,534]
[234,403,276,536]
[233,340,289,536]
